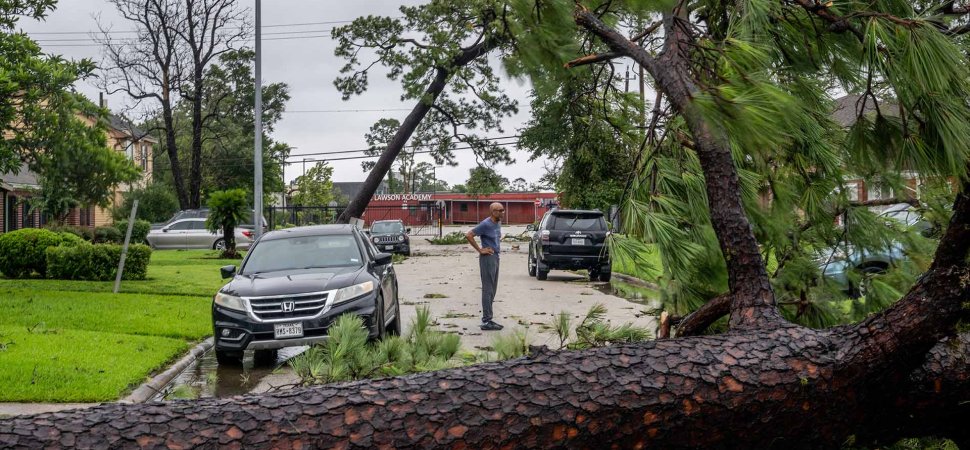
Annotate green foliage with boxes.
[114,219,151,244]
[427,231,467,245]
[290,307,462,385]
[113,183,180,223]
[93,226,123,244]
[547,304,652,350]
[205,189,249,257]
[464,166,508,195]
[45,244,152,281]
[490,328,531,359]
[291,162,335,207]
[57,232,85,247]
[0,228,64,277]
[44,225,94,242]
[332,0,518,183]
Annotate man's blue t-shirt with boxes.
[472,217,501,255]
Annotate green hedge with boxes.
[58,232,86,247]
[46,244,152,281]
[45,225,94,241]
[115,219,151,244]
[93,226,123,244]
[0,228,66,278]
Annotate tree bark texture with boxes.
[161,97,190,210]
[336,40,498,224]
[1,328,966,449]
[189,66,204,209]
[573,10,779,330]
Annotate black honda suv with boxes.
[528,209,611,281]
[212,224,401,365]
[368,220,411,256]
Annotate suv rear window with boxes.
[550,213,606,231]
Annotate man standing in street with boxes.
[465,202,505,331]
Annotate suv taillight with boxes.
[541,230,550,242]
[242,230,253,238]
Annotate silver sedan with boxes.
[146,218,254,250]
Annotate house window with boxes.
[867,183,894,201]
[140,144,149,170]
[124,140,134,160]
[80,207,93,227]
[460,203,468,212]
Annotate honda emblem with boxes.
[282,301,295,313]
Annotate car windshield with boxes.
[241,234,363,274]
[550,213,606,231]
[371,222,403,234]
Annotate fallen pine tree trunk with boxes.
[1,291,966,449]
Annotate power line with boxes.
[286,135,521,158]
[24,18,365,35]
[286,108,413,114]
[33,28,332,43]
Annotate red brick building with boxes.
[361,192,559,226]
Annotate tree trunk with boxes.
[161,95,190,210]
[573,10,779,330]
[188,67,204,209]
[336,40,498,223]
[1,328,966,449]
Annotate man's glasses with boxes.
[495,209,505,212]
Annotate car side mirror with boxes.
[373,252,393,266]
[525,224,536,232]
[220,265,237,279]
[161,227,170,233]
[406,228,412,234]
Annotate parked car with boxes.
[152,209,268,231]
[528,209,611,281]
[211,224,402,364]
[368,220,411,256]
[818,203,925,297]
[146,218,254,250]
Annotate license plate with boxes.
[571,237,585,245]
[383,245,394,250]
[273,322,303,339]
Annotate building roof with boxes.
[831,94,899,127]
[107,114,158,143]
[0,163,40,191]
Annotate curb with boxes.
[121,337,214,404]
[612,272,661,290]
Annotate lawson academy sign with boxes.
[372,193,433,202]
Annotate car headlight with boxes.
[373,236,379,243]
[214,292,247,311]
[398,234,404,241]
[332,281,375,305]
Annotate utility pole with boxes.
[253,0,264,240]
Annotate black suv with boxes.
[368,220,411,256]
[212,224,401,365]
[528,209,611,281]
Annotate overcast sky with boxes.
[17,0,547,188]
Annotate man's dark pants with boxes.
[479,254,499,322]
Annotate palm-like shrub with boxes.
[205,189,249,258]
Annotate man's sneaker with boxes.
[480,320,504,331]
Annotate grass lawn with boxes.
[612,243,664,282]
[0,249,232,402]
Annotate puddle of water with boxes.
[152,346,307,401]
[596,279,661,307]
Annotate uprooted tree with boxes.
[3,0,970,448]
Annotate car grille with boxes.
[374,235,400,244]
[248,292,329,321]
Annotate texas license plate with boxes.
[571,238,585,245]
[273,322,303,339]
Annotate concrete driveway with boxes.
[395,226,658,352]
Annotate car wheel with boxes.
[528,250,537,277]
[599,271,612,282]
[215,348,242,366]
[848,264,887,299]
[372,294,387,341]
[253,348,278,367]
[387,297,402,336]
[213,238,226,251]
[537,268,549,281]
